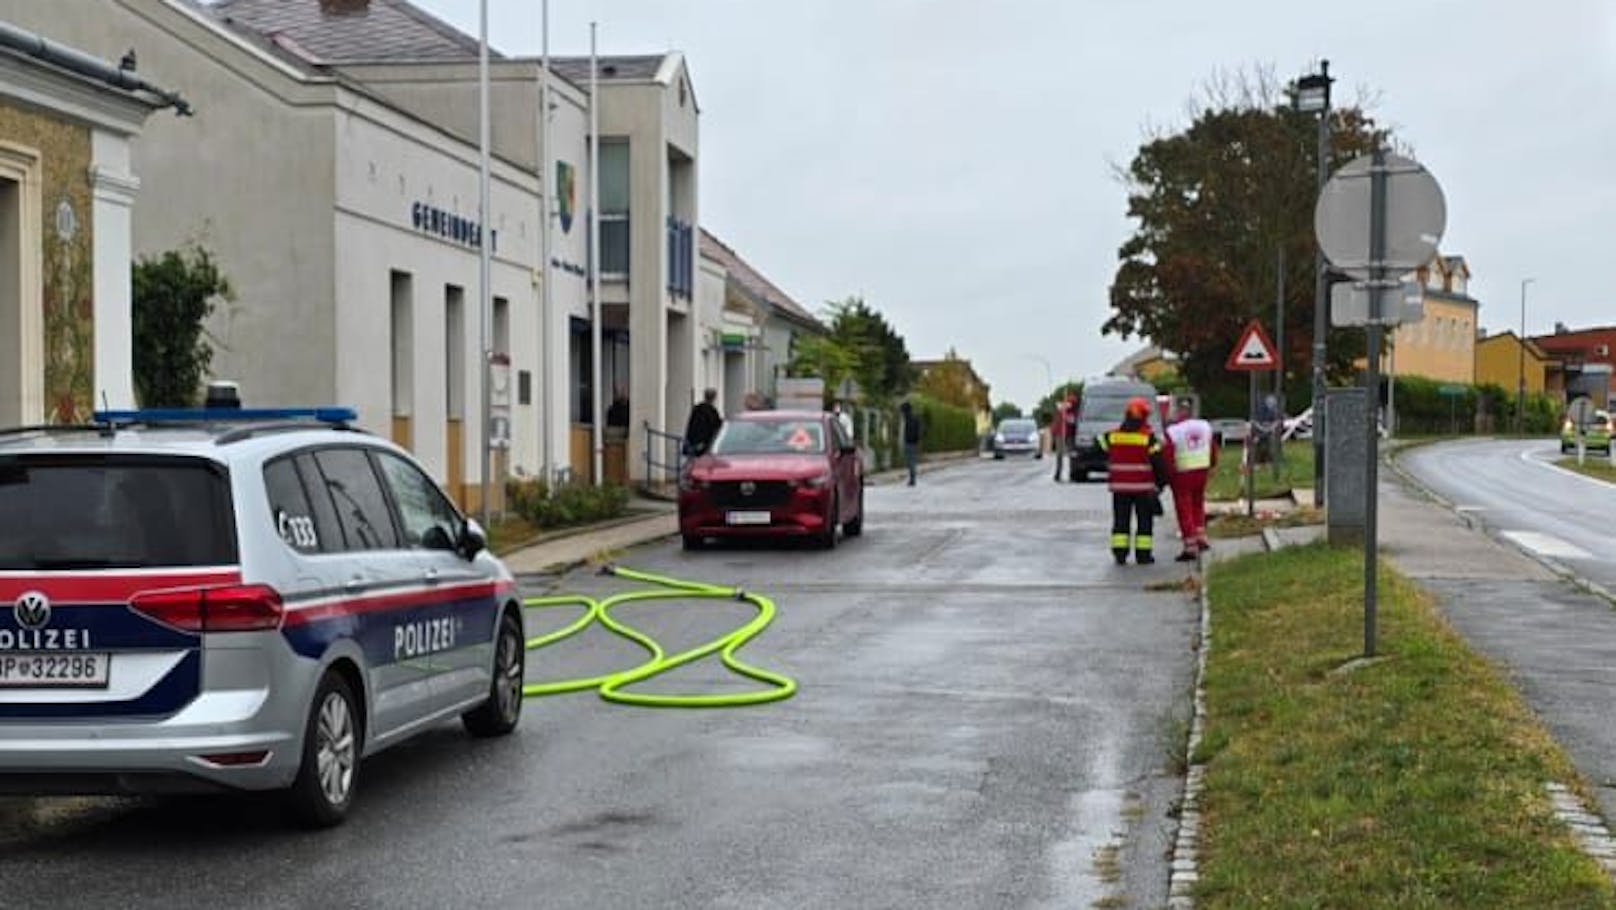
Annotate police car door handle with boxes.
[344,576,364,593]
[422,568,441,585]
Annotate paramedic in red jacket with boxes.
[1098,397,1168,565]
[1163,404,1218,561]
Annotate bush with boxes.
[905,394,979,453]
[1391,376,1560,435]
[506,478,629,530]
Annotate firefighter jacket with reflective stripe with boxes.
[1098,428,1163,494]
[1166,419,1216,473]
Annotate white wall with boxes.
[89,129,140,410]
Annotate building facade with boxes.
[1388,254,1479,384]
[1532,325,1616,406]
[0,19,180,426]
[1476,331,1558,397]
[697,228,823,414]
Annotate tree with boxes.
[788,296,913,403]
[132,246,232,407]
[993,401,1023,422]
[1106,67,1387,409]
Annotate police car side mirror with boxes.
[421,525,456,552]
[459,519,487,560]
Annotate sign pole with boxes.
[1362,146,1389,659]
[1247,370,1257,518]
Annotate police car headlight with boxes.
[994,434,1005,445]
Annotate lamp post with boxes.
[1293,60,1332,508]
[1518,277,1535,433]
[1030,354,1054,395]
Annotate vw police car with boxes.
[0,393,525,827]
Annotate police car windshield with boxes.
[0,455,237,570]
[711,419,826,455]
[1083,395,1138,424]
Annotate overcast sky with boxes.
[417,0,1615,411]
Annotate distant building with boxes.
[698,229,824,415]
[1475,331,1559,398]
[1387,254,1479,384]
[1531,324,1616,407]
[1110,345,1179,384]
[914,351,992,433]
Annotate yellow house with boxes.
[1476,331,1556,396]
[1383,255,1480,384]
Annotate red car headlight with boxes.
[795,473,833,490]
[680,474,708,492]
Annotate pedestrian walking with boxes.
[1098,397,1168,565]
[833,402,855,440]
[1163,404,1218,561]
[682,388,723,457]
[899,400,922,486]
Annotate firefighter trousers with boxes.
[1111,492,1156,561]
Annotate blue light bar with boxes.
[93,407,358,424]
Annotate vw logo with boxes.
[13,591,50,630]
[740,481,756,496]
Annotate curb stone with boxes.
[1544,782,1616,881]
[1167,552,1212,907]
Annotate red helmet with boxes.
[1125,397,1151,420]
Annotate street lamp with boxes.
[1030,354,1054,394]
[1293,59,1332,509]
[1518,277,1536,433]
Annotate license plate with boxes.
[0,653,111,688]
[726,510,772,526]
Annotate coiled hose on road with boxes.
[520,565,797,707]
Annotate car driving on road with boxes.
[0,403,524,827]
[992,418,1041,459]
[679,411,864,549]
[1561,408,1613,453]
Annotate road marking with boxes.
[1518,447,1616,492]
[1499,530,1593,561]
[1455,505,1486,513]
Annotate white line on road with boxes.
[1499,530,1594,561]
[1518,447,1616,492]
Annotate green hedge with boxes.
[507,478,629,530]
[1392,376,1559,435]
[905,394,979,453]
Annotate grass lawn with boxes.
[1197,544,1615,908]
[1557,456,1616,484]
[1206,439,1315,502]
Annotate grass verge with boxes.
[1197,543,1615,908]
[1205,506,1324,540]
[1207,440,1315,502]
[486,515,540,555]
[1556,456,1616,484]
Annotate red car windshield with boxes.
[711,420,826,456]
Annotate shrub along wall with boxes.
[1393,376,1560,435]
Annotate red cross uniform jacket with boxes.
[1098,423,1167,494]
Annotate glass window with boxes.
[0,455,236,569]
[712,419,826,455]
[294,453,347,551]
[309,448,401,551]
[600,139,629,213]
[375,452,462,551]
[264,457,326,554]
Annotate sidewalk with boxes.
[1380,468,1616,821]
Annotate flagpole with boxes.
[588,22,604,486]
[537,0,552,481]
[477,0,493,523]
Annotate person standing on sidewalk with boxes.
[899,400,923,486]
[1163,404,1217,561]
[1098,397,1168,565]
[682,388,723,457]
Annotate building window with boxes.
[493,296,510,357]
[446,285,465,420]
[596,139,630,277]
[390,271,413,419]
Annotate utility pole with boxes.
[588,23,604,486]
[537,0,553,481]
[1517,278,1535,433]
[477,0,492,525]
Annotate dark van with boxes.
[1072,378,1161,480]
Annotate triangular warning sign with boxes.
[1226,321,1279,372]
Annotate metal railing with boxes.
[643,421,685,491]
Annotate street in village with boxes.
[0,458,1200,910]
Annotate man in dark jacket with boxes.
[683,388,723,456]
[899,400,922,486]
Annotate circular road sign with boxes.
[1314,152,1447,279]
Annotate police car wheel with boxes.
[463,610,524,738]
[289,671,362,828]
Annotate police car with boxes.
[0,396,525,827]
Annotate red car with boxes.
[679,411,865,549]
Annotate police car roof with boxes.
[0,409,371,460]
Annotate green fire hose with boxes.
[520,565,796,707]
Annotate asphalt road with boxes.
[1401,438,1616,592]
[0,457,1198,910]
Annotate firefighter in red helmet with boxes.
[1097,397,1169,565]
